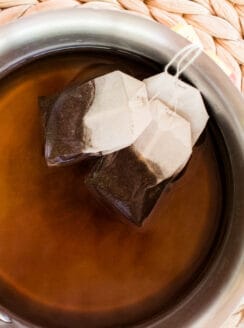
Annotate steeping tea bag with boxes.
[40,71,151,166]
[82,71,151,154]
[133,100,192,179]
[86,99,192,226]
[144,44,208,145]
[86,44,206,226]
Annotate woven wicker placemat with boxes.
[0,1,243,327]
[0,0,244,95]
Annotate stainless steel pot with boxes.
[0,9,243,328]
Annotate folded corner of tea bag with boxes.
[82,70,152,155]
[144,72,209,146]
[133,99,192,182]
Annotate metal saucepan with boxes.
[0,9,243,328]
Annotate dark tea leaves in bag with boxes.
[39,80,95,166]
[86,148,167,226]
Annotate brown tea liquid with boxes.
[0,51,223,327]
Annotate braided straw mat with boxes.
[0,0,244,95]
[0,0,244,327]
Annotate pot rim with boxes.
[0,8,243,328]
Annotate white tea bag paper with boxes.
[43,70,151,166]
[144,72,209,145]
[133,99,192,182]
[144,43,208,146]
[83,70,152,154]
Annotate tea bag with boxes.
[133,100,192,180]
[86,45,205,226]
[82,70,151,154]
[144,44,208,145]
[86,100,192,226]
[40,71,151,166]
[40,80,95,166]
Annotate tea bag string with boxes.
[168,44,203,116]
[164,43,195,75]
[149,43,203,106]
[164,43,203,79]
[176,47,203,78]
[149,43,203,129]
